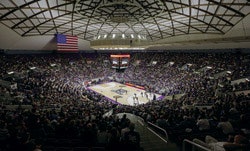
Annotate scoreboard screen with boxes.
[110,54,130,70]
[111,58,119,69]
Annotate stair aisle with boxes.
[117,113,179,151]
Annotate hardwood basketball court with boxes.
[88,82,162,106]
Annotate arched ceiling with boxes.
[0,0,250,43]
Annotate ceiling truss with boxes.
[0,0,249,41]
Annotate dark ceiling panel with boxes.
[0,0,249,42]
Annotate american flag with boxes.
[56,34,78,52]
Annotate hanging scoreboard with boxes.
[110,54,130,70]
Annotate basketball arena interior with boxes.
[0,1,250,151]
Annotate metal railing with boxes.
[183,139,211,151]
[137,115,145,126]
[147,121,168,142]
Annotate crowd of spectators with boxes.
[0,51,250,151]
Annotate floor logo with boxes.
[111,89,127,95]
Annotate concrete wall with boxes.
[0,23,91,50]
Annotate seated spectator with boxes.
[33,139,43,151]
[120,119,131,141]
[217,116,235,136]
[123,123,141,151]
[19,132,36,151]
[107,127,120,151]
[156,115,168,129]
[223,134,249,151]
[196,114,210,131]
[83,123,97,149]
[237,114,250,130]
[193,134,249,151]
[178,115,196,130]
[97,124,109,146]
[0,121,10,150]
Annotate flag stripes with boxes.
[56,34,78,52]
